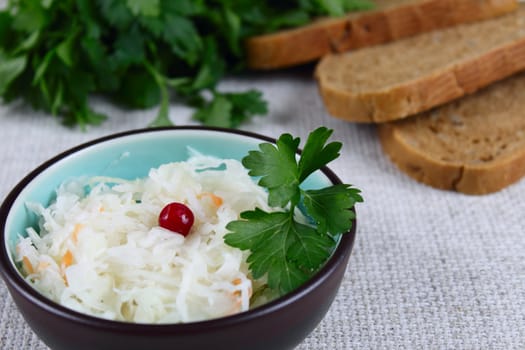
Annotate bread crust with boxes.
[316,34,525,123]
[378,124,464,191]
[377,75,525,195]
[379,123,525,194]
[245,0,518,70]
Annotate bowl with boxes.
[0,126,357,350]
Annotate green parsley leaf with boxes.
[193,94,233,128]
[298,126,342,181]
[0,53,26,95]
[303,184,361,235]
[126,0,160,17]
[242,133,301,208]
[13,31,40,55]
[56,32,77,67]
[145,62,172,127]
[62,104,106,129]
[0,12,12,47]
[189,37,225,92]
[192,90,268,128]
[225,209,320,294]
[224,90,268,127]
[221,7,242,56]
[0,0,374,128]
[98,0,134,30]
[225,127,363,295]
[11,1,48,33]
[118,68,160,109]
[109,24,146,68]
[286,220,334,270]
[162,13,203,66]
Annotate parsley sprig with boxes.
[0,0,373,128]
[224,127,363,295]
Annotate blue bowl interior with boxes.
[4,128,334,274]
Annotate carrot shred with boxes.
[232,278,243,297]
[198,193,223,207]
[22,256,34,274]
[71,223,83,244]
[62,250,73,268]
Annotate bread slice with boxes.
[245,0,518,70]
[378,73,525,195]
[315,3,525,123]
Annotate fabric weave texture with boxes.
[1,71,524,349]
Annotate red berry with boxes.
[158,202,194,236]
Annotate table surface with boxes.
[1,66,524,349]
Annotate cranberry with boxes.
[158,202,194,236]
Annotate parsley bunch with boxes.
[224,127,363,295]
[0,0,373,128]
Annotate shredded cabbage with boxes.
[15,154,275,323]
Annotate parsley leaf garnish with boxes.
[224,127,363,295]
[0,0,373,128]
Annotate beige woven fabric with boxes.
[1,70,524,349]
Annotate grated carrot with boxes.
[71,223,83,244]
[22,256,34,274]
[198,192,223,207]
[232,278,244,297]
[61,250,73,268]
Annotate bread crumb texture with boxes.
[316,3,525,122]
[378,73,525,195]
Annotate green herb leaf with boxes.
[188,37,225,92]
[98,0,134,30]
[13,31,40,54]
[224,90,268,128]
[225,209,313,294]
[63,105,107,128]
[126,0,160,17]
[109,24,146,68]
[303,184,361,235]
[298,127,342,181]
[0,0,374,128]
[242,133,301,208]
[145,62,172,127]
[193,95,232,128]
[0,53,26,95]
[0,12,13,47]
[225,127,363,295]
[192,90,268,128]
[11,1,47,33]
[56,34,76,67]
[118,69,160,109]
[162,13,203,66]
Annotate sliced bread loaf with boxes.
[246,0,517,70]
[378,73,525,195]
[315,3,525,123]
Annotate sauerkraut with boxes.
[15,154,276,323]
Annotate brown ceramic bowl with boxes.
[0,126,357,350]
